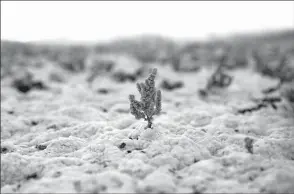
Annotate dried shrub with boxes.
[129,68,162,129]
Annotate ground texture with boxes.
[1,51,294,193]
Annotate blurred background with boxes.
[1,1,294,93]
[2,1,294,42]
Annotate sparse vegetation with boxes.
[160,79,184,91]
[238,97,281,114]
[86,58,114,85]
[199,60,233,97]
[129,68,162,129]
[253,47,294,94]
[112,68,144,83]
[244,137,254,154]
[1,30,294,193]
[12,71,48,93]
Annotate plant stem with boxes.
[146,117,152,129]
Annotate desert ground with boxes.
[1,31,294,193]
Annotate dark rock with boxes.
[119,142,126,149]
[31,121,38,126]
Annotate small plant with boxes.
[171,52,201,72]
[252,49,276,78]
[238,81,293,115]
[262,53,293,94]
[12,71,48,93]
[253,48,294,94]
[129,68,162,129]
[244,137,254,154]
[237,96,281,114]
[280,81,294,113]
[112,68,143,83]
[86,60,114,85]
[207,66,233,90]
[280,82,294,103]
[199,63,233,96]
[160,79,184,91]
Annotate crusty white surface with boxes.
[1,63,294,193]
